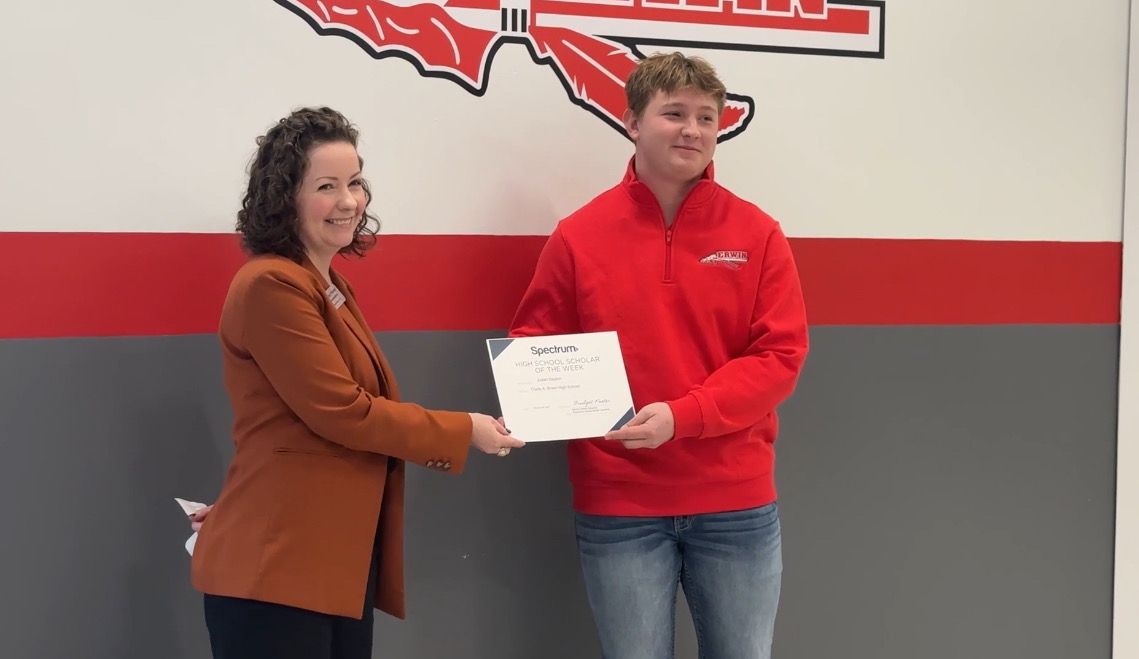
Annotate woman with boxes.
[190,107,524,659]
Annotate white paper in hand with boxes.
[174,497,208,516]
[175,497,207,556]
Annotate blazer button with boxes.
[426,460,436,468]
[443,461,452,470]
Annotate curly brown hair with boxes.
[237,107,379,262]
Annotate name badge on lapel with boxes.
[325,284,346,309]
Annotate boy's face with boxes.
[624,87,719,185]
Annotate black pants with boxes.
[203,549,380,659]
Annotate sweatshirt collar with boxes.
[620,156,718,210]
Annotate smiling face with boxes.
[294,140,368,265]
[624,87,720,187]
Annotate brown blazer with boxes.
[191,254,472,619]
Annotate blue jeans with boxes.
[575,503,782,659]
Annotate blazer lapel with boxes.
[299,256,394,398]
[330,269,399,401]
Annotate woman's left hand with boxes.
[189,505,213,532]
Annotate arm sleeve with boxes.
[508,227,582,338]
[668,225,809,439]
[240,271,472,468]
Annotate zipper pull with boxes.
[665,228,673,244]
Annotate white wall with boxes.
[0,0,1128,239]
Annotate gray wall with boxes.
[0,325,1116,658]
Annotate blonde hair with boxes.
[625,52,726,119]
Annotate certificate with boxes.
[486,331,635,442]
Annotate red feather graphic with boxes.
[280,0,500,89]
[718,98,750,137]
[276,1,754,140]
[530,27,751,139]
[530,27,638,133]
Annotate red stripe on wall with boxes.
[793,238,1121,325]
[0,233,1121,338]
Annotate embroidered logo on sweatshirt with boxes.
[700,250,749,270]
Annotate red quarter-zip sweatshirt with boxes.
[510,160,809,516]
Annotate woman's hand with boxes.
[189,505,213,532]
[469,413,525,456]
